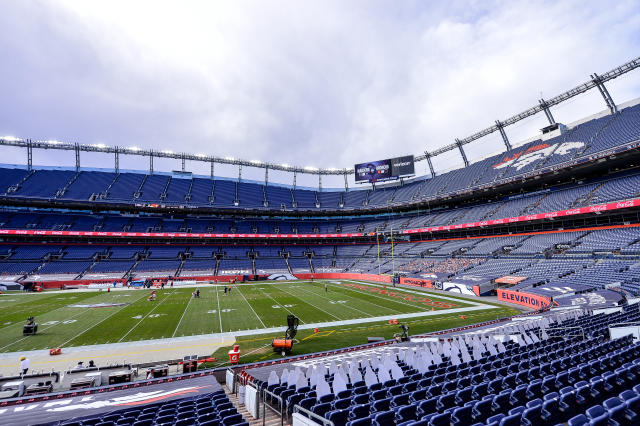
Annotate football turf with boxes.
[0,280,517,354]
[210,305,520,366]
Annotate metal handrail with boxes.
[541,326,585,341]
[262,387,285,426]
[292,404,335,426]
[609,322,640,328]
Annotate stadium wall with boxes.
[31,272,394,288]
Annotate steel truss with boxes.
[0,57,638,184]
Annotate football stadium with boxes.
[1,2,640,426]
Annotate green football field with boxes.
[0,280,517,354]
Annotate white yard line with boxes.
[235,285,267,328]
[0,301,500,361]
[277,284,343,321]
[326,282,413,313]
[0,305,99,352]
[256,286,307,324]
[0,292,114,332]
[172,291,195,338]
[348,280,487,306]
[340,280,460,312]
[117,290,176,343]
[289,283,375,318]
[59,291,151,347]
[215,285,223,333]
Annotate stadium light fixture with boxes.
[304,166,318,171]
[1,136,21,141]
[46,140,62,144]
[225,156,235,160]
[161,149,174,154]
[129,146,140,151]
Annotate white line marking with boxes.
[215,285,223,332]
[0,303,97,352]
[117,291,176,343]
[0,302,501,356]
[278,284,342,320]
[326,282,409,313]
[256,286,306,324]
[348,280,487,306]
[236,285,266,328]
[0,293,106,332]
[172,291,194,338]
[290,283,375,318]
[340,280,454,311]
[59,291,150,347]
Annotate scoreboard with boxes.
[354,155,415,183]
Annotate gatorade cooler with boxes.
[228,345,240,364]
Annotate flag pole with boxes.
[376,228,381,276]
[391,226,395,276]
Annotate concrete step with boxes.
[224,385,290,426]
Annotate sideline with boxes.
[0,296,499,362]
[345,280,488,306]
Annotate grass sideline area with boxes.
[209,304,520,366]
[0,280,519,357]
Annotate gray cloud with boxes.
[0,0,638,180]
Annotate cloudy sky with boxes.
[0,0,639,186]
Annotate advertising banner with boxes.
[399,277,432,288]
[1,375,219,425]
[497,289,551,310]
[0,198,638,241]
[390,155,415,177]
[402,198,640,234]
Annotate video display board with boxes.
[354,155,415,183]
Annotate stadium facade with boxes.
[1,58,640,426]
[0,58,640,311]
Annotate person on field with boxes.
[325,283,328,292]
[20,356,29,375]
[195,289,200,298]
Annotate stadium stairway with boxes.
[224,385,287,425]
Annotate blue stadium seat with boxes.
[395,404,418,423]
[450,405,473,425]
[348,404,370,421]
[326,408,349,426]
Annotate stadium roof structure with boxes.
[0,56,638,184]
